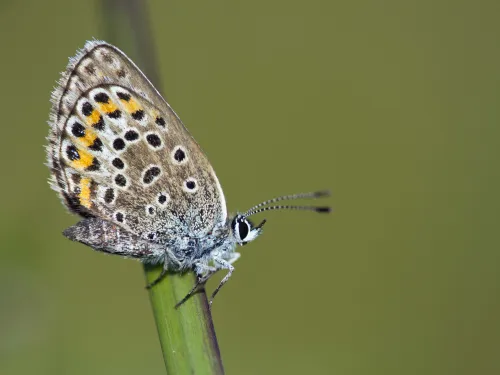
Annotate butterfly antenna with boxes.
[245,204,331,218]
[243,190,330,217]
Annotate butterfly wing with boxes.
[47,41,227,241]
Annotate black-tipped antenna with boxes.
[243,190,330,217]
[245,204,331,218]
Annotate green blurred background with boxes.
[1,0,500,374]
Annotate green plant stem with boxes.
[145,266,224,375]
[100,1,224,374]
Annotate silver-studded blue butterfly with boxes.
[47,41,330,307]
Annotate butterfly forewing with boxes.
[48,41,227,241]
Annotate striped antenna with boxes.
[243,190,331,217]
[245,205,330,218]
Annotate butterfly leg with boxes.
[145,249,183,289]
[209,256,238,306]
[146,271,167,289]
[228,252,241,264]
[145,261,168,289]
[175,264,218,309]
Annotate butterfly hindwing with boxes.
[48,41,227,241]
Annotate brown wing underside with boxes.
[47,41,227,240]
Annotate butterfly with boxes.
[47,40,330,307]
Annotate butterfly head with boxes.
[230,215,266,245]
[229,190,331,246]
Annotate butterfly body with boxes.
[62,216,239,271]
[48,41,328,305]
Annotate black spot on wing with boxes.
[117,92,131,101]
[146,134,161,147]
[88,138,103,152]
[132,110,144,121]
[143,167,161,184]
[113,138,126,151]
[112,158,124,169]
[82,102,93,116]
[66,145,79,161]
[94,92,109,103]
[71,122,85,137]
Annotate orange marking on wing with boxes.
[98,101,119,114]
[79,177,92,208]
[71,148,94,169]
[74,128,97,148]
[83,130,97,147]
[121,98,141,113]
[86,110,101,126]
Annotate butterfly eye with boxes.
[237,220,249,241]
